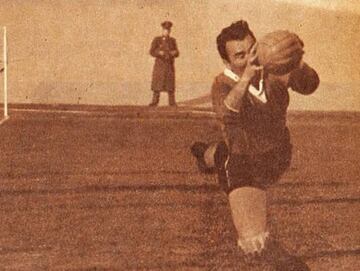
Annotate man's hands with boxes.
[158,50,170,59]
[257,30,304,75]
[158,50,178,59]
[242,43,263,82]
[223,44,264,112]
[170,50,178,57]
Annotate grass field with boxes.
[0,106,359,270]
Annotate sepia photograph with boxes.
[0,0,359,270]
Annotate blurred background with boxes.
[0,0,358,110]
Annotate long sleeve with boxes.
[149,38,160,58]
[289,62,320,95]
[170,39,179,58]
[212,76,245,125]
[223,78,253,112]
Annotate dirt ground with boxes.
[0,106,359,270]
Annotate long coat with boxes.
[150,36,179,92]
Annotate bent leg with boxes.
[190,141,228,174]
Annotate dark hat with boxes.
[161,21,173,30]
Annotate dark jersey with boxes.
[211,63,319,156]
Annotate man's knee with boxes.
[202,141,228,168]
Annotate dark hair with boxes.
[216,20,256,61]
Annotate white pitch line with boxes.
[10,108,101,115]
[188,110,215,116]
[0,116,9,125]
[9,108,216,117]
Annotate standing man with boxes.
[149,21,179,107]
[191,20,319,269]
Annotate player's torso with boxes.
[212,73,291,155]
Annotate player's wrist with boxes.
[241,68,257,83]
[224,79,250,111]
[240,76,252,84]
[295,60,305,71]
[236,76,252,89]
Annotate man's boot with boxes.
[149,91,160,106]
[168,92,177,106]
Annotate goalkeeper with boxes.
[191,20,319,270]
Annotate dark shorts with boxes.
[215,140,292,194]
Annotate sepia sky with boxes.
[276,0,360,14]
[0,0,359,110]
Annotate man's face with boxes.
[162,28,170,37]
[224,35,256,76]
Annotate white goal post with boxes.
[0,26,8,125]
